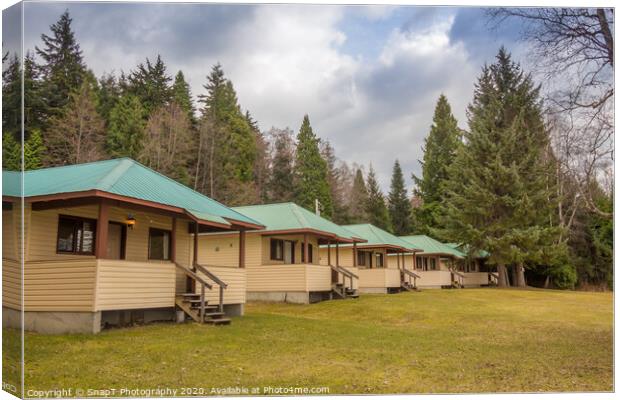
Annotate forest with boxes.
[2,9,613,290]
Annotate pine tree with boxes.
[321,140,352,224]
[2,131,21,171]
[267,127,296,202]
[45,80,105,165]
[106,94,145,159]
[194,64,257,204]
[412,94,461,234]
[36,10,86,118]
[388,160,412,235]
[172,71,196,126]
[97,73,122,125]
[2,54,21,140]
[349,168,369,223]
[293,115,333,217]
[247,111,269,203]
[24,129,45,170]
[437,48,558,287]
[127,55,172,116]
[365,165,392,231]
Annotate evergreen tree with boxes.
[23,129,45,170]
[2,132,21,171]
[127,55,172,116]
[36,10,86,117]
[388,160,412,235]
[247,111,269,203]
[2,54,21,140]
[97,73,122,125]
[45,80,105,165]
[172,70,196,126]
[412,94,461,234]
[322,140,352,224]
[365,165,391,231]
[293,115,333,217]
[436,48,558,287]
[349,168,369,223]
[195,64,258,205]
[267,127,296,202]
[106,94,145,159]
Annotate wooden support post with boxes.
[239,230,246,268]
[95,200,109,259]
[327,241,331,266]
[193,221,199,267]
[336,243,340,267]
[353,242,357,267]
[219,285,224,313]
[200,283,206,320]
[397,251,401,269]
[170,217,177,263]
[303,233,309,264]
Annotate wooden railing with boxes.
[401,268,420,288]
[175,263,213,319]
[489,272,499,286]
[450,268,466,287]
[195,264,228,313]
[329,264,358,293]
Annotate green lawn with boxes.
[4,288,613,395]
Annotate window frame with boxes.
[270,238,284,261]
[301,243,314,263]
[56,214,98,256]
[375,252,384,268]
[148,227,172,261]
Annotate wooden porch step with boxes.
[204,312,226,319]
[203,317,231,326]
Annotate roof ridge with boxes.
[97,158,135,191]
[23,157,124,175]
[289,203,310,228]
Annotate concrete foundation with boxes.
[223,303,244,316]
[3,307,102,334]
[247,291,311,304]
[358,287,388,294]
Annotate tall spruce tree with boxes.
[195,64,257,204]
[36,10,86,118]
[23,129,45,170]
[412,94,461,234]
[172,70,196,126]
[388,160,412,235]
[106,94,145,159]
[437,48,558,287]
[322,140,352,224]
[349,168,369,223]
[365,165,392,231]
[267,127,296,202]
[97,73,122,125]
[294,115,333,217]
[2,132,20,171]
[127,55,172,117]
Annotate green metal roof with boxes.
[339,224,421,251]
[232,202,364,242]
[398,235,465,258]
[2,158,262,228]
[446,243,490,259]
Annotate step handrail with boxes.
[402,268,421,279]
[175,262,212,319]
[450,268,466,278]
[195,264,228,289]
[330,264,359,280]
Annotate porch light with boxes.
[125,215,136,229]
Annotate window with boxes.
[301,244,314,263]
[270,239,284,261]
[148,228,171,260]
[416,256,423,270]
[375,253,384,268]
[57,215,97,255]
[357,251,367,267]
[430,258,437,271]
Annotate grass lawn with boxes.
[4,288,613,395]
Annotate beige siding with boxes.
[416,270,452,287]
[463,272,489,286]
[95,259,175,311]
[23,259,97,312]
[194,266,246,305]
[319,246,356,267]
[2,208,17,260]
[247,264,307,292]
[356,268,401,289]
[305,265,331,291]
[2,258,21,310]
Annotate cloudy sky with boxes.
[6,2,525,191]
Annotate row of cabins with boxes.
[2,159,495,334]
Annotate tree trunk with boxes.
[543,275,550,289]
[510,265,517,286]
[497,264,509,287]
[515,263,526,287]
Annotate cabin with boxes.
[319,224,422,293]
[196,202,366,304]
[446,243,495,286]
[2,158,264,334]
[388,235,492,288]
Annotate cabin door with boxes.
[107,223,125,260]
[284,241,294,264]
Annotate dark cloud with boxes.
[3,3,22,59]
